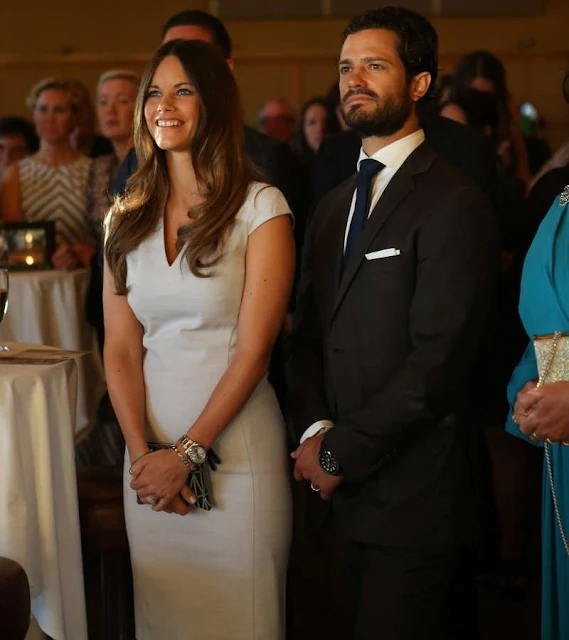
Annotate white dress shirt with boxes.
[299,129,426,444]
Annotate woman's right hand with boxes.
[513,380,539,421]
[130,448,197,514]
[515,380,569,443]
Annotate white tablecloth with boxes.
[0,344,88,640]
[0,268,105,434]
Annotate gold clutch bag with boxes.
[533,331,569,384]
[532,330,569,555]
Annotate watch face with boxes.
[319,449,340,476]
[188,445,207,465]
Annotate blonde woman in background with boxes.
[85,70,139,369]
[86,69,140,235]
[1,78,94,270]
[68,79,113,159]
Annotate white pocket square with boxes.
[365,248,401,260]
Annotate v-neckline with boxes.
[160,217,184,269]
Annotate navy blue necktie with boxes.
[343,159,384,270]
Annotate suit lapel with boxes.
[330,142,436,324]
[318,177,356,321]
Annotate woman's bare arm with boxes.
[186,214,295,448]
[102,257,147,462]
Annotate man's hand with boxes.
[291,434,343,500]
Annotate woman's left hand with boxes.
[52,244,81,271]
[515,381,569,443]
[130,449,190,512]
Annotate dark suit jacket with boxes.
[313,115,496,203]
[287,141,500,551]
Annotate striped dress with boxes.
[19,156,93,246]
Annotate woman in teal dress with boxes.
[507,184,569,639]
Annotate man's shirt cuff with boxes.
[299,420,335,444]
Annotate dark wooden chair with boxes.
[0,556,30,640]
[77,465,135,640]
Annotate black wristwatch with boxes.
[318,446,343,476]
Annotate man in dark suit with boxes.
[287,8,499,639]
[313,104,497,203]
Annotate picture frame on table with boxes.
[0,221,55,270]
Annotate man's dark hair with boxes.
[0,116,38,152]
[161,10,232,59]
[342,6,439,104]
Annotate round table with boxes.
[0,268,105,435]
[0,344,87,640]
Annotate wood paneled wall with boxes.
[0,0,568,149]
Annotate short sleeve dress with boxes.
[123,182,293,640]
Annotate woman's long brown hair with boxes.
[105,39,262,295]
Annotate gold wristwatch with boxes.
[177,435,208,466]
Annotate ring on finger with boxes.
[546,438,558,445]
[147,495,157,506]
[310,483,321,492]
[530,431,539,442]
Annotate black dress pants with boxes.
[329,535,477,640]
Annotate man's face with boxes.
[338,29,415,138]
[163,25,214,45]
[162,25,234,71]
[258,100,295,143]
[0,134,29,168]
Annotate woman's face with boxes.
[97,78,137,143]
[144,55,199,153]
[303,103,329,153]
[470,76,495,94]
[33,89,77,145]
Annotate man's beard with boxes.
[341,87,413,139]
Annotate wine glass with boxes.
[0,269,9,351]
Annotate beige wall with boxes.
[1,0,568,148]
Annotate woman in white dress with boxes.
[103,39,294,639]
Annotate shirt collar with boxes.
[356,129,425,173]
